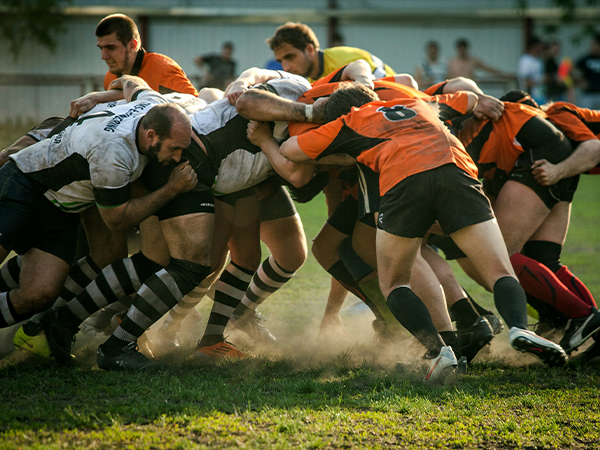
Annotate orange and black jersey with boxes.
[104,48,198,96]
[545,102,600,142]
[450,102,545,180]
[296,94,477,196]
[290,66,435,137]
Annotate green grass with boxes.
[0,131,599,448]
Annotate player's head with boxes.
[267,22,320,78]
[142,104,191,165]
[222,41,234,58]
[95,14,141,76]
[499,89,540,109]
[323,82,380,122]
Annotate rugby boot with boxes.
[559,309,600,354]
[423,346,458,385]
[509,327,568,367]
[457,316,494,362]
[230,310,276,345]
[194,339,254,359]
[96,341,164,371]
[571,340,600,366]
[13,326,53,360]
[39,307,77,364]
[484,313,504,335]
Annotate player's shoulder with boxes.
[142,51,183,69]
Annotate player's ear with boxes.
[305,43,316,57]
[128,38,139,53]
[146,129,157,144]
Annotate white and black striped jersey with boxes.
[10,90,168,213]
[188,72,311,194]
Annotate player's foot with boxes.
[559,310,600,354]
[457,316,494,362]
[96,341,164,371]
[13,326,53,360]
[423,346,458,385]
[571,340,600,366]
[509,327,568,367]
[40,307,77,364]
[194,339,254,359]
[484,313,504,335]
[230,310,276,345]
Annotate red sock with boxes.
[510,253,592,318]
[555,265,597,308]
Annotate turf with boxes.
[0,126,599,448]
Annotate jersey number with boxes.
[377,105,417,122]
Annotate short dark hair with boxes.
[324,82,380,122]
[223,42,234,51]
[456,38,469,49]
[426,40,440,50]
[527,36,542,51]
[499,89,540,109]
[95,14,141,48]
[267,22,320,52]
[141,104,184,140]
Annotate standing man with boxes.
[267,22,396,83]
[574,33,600,109]
[517,37,545,105]
[0,88,197,330]
[195,42,237,91]
[447,38,507,80]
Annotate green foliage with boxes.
[0,0,70,60]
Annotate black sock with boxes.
[386,286,444,355]
[523,240,562,272]
[99,335,130,356]
[449,298,480,329]
[493,276,528,330]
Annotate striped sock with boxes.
[0,255,21,292]
[57,253,163,333]
[162,285,210,332]
[198,262,254,347]
[233,255,295,317]
[0,292,28,327]
[105,260,210,352]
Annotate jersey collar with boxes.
[130,48,146,77]
[316,50,324,79]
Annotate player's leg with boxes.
[195,192,260,358]
[231,186,306,344]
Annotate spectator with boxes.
[414,41,447,89]
[543,39,571,102]
[574,33,600,109]
[518,36,545,105]
[447,38,506,79]
[195,42,237,90]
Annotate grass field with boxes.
[0,126,600,449]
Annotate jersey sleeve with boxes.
[424,81,447,96]
[296,119,348,161]
[547,109,599,143]
[89,140,135,208]
[433,92,470,121]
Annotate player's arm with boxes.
[532,139,600,185]
[338,60,375,88]
[279,136,355,166]
[473,57,506,76]
[246,121,317,187]
[391,74,419,90]
[224,67,284,105]
[109,75,152,102]
[236,89,319,123]
[441,77,484,95]
[97,161,197,232]
[69,90,125,118]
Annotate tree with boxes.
[0,0,70,59]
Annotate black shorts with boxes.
[0,162,80,263]
[258,185,297,222]
[327,195,358,235]
[215,188,255,206]
[378,164,495,238]
[154,189,215,221]
[509,115,579,209]
[357,163,381,220]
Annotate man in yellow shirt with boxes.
[267,22,396,83]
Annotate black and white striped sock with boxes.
[198,261,254,347]
[104,259,210,353]
[0,255,21,292]
[233,255,296,317]
[0,292,28,328]
[162,285,210,331]
[57,253,163,333]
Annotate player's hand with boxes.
[225,81,249,105]
[473,94,504,122]
[69,93,101,118]
[168,161,198,193]
[247,120,274,147]
[353,75,375,89]
[532,159,562,186]
[108,78,124,91]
